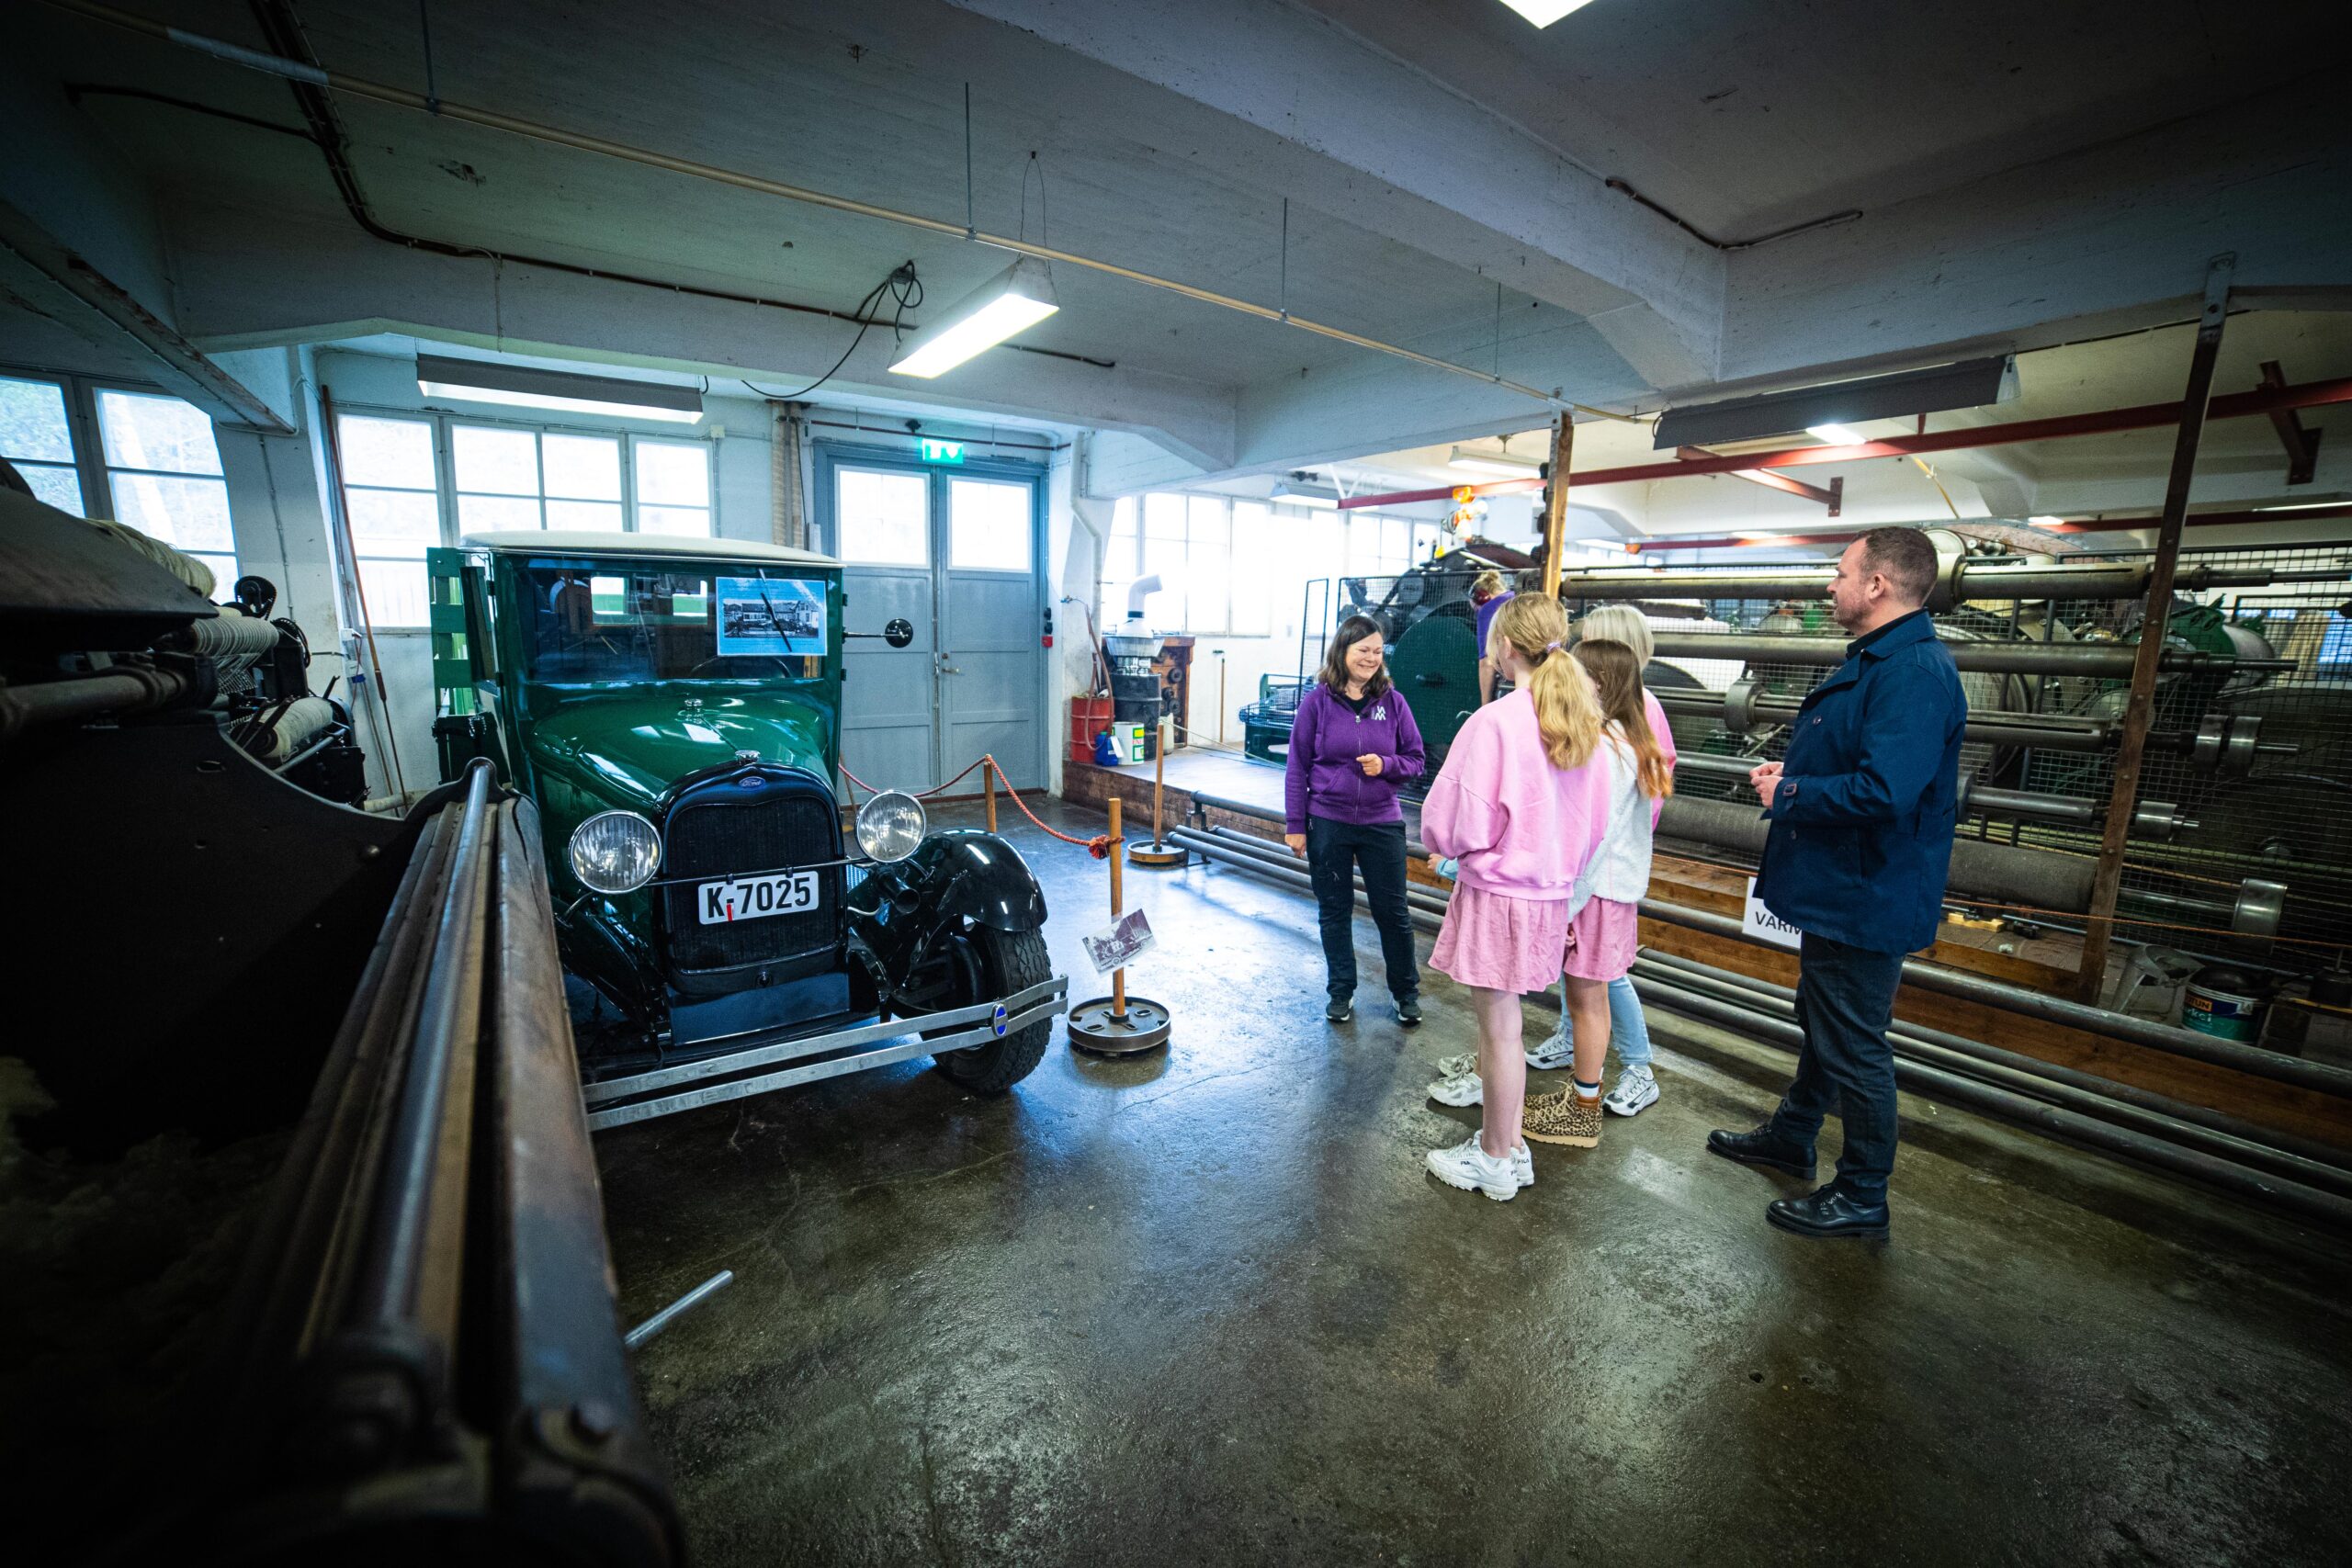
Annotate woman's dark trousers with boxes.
[1306,817,1419,1004]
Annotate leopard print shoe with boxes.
[1522,1088,1602,1148]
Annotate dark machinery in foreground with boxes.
[0,491,678,1562]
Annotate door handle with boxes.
[935,652,963,675]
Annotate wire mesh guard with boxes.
[1554,537,2352,969]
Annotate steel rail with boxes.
[45,0,1623,418]
[1553,560,2324,604]
[1645,630,2289,677]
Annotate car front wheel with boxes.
[930,924,1053,1093]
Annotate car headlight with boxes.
[569,809,662,894]
[855,791,927,863]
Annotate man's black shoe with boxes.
[1396,995,1422,1027]
[1705,1125,1815,1179]
[1326,995,1354,1024]
[1766,1184,1890,1241]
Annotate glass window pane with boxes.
[452,425,538,495]
[459,493,541,533]
[637,504,708,537]
[20,463,84,514]
[543,433,621,500]
[0,377,74,463]
[1230,502,1271,635]
[187,551,240,593]
[337,415,435,489]
[110,471,233,551]
[949,478,1029,570]
[548,499,626,531]
[836,468,927,565]
[357,558,430,628]
[1143,492,1186,539]
[345,488,439,553]
[635,438,709,505]
[97,389,221,475]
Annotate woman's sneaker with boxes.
[1425,1135,1525,1201]
[1435,1052,1476,1078]
[1603,1067,1659,1117]
[1524,1026,1575,1071]
[1522,1089,1602,1148]
[1512,1141,1534,1188]
[1426,1070,1483,1107]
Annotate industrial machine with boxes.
[428,532,1068,1125]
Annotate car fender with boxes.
[846,829,1047,988]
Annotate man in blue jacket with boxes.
[1707,527,1965,1241]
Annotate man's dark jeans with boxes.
[1767,931,1906,1201]
[1306,817,1419,1003]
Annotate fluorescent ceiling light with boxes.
[1498,0,1599,25]
[889,257,1060,378]
[1807,423,1868,446]
[1655,356,2015,450]
[1271,481,1340,509]
[1449,446,1540,477]
[415,355,704,423]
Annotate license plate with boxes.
[698,871,820,924]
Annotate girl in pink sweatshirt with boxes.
[1418,594,1611,1201]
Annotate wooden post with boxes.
[2074,254,2234,1004]
[984,759,998,834]
[1542,410,1573,597]
[1108,795,1126,1018]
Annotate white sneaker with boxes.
[1427,1071,1483,1107]
[1512,1141,1534,1187]
[1603,1068,1659,1117]
[1426,1134,1525,1201]
[1435,1052,1476,1078]
[1524,1026,1574,1071]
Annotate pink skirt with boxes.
[1564,896,1640,981]
[1430,885,1573,993]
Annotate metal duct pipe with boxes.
[1560,560,2327,605]
[1187,791,1438,862]
[1645,630,2290,677]
[1166,827,1447,933]
[1656,795,2099,911]
[1626,970,2352,1228]
[1189,825,1454,915]
[1667,751,2185,834]
[1629,953,2352,1198]
[0,665,195,741]
[1636,897,2352,1098]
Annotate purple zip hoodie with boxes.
[1284,681,1427,833]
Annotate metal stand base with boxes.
[1127,840,1189,867]
[1068,996,1172,1055]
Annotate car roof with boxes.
[463,530,842,568]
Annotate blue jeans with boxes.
[1555,974,1653,1068]
[1766,931,1905,1201]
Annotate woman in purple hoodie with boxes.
[1284,615,1427,1025]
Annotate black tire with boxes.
[931,925,1054,1093]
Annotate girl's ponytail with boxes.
[1573,637,1675,798]
[1494,594,1600,770]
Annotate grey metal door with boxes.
[829,451,1044,796]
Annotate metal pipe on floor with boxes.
[1626,974,2352,1229]
[1628,954,2352,1198]
[1188,826,1455,916]
[1165,827,1446,934]
[1635,897,2352,1099]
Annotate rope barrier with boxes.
[840,752,1112,857]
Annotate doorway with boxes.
[820,446,1048,796]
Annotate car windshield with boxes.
[520,562,828,683]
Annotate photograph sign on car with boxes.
[716,575,829,654]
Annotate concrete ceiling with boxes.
[4,0,2347,489]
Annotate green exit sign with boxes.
[920,438,965,464]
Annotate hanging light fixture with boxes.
[888,256,1060,378]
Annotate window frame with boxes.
[1101,488,1415,638]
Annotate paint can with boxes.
[1116,721,1159,765]
[2181,964,2264,1042]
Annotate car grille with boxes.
[662,783,842,976]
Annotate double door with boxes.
[823,448,1046,796]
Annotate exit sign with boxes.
[920,438,965,464]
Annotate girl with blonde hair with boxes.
[1417,594,1612,1200]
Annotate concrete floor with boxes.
[595,800,2352,1567]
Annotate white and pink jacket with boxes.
[1419,689,1612,900]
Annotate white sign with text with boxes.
[1740,877,1803,951]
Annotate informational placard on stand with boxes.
[1080,908,1155,975]
[1740,877,1803,951]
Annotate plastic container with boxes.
[1114,721,1159,765]
[2182,964,2264,1042]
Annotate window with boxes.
[634,437,711,536]
[949,477,1030,570]
[836,468,928,565]
[336,414,441,628]
[0,375,83,514]
[1099,490,1270,637]
[454,423,626,533]
[98,389,236,589]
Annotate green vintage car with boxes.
[429,532,1066,1128]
